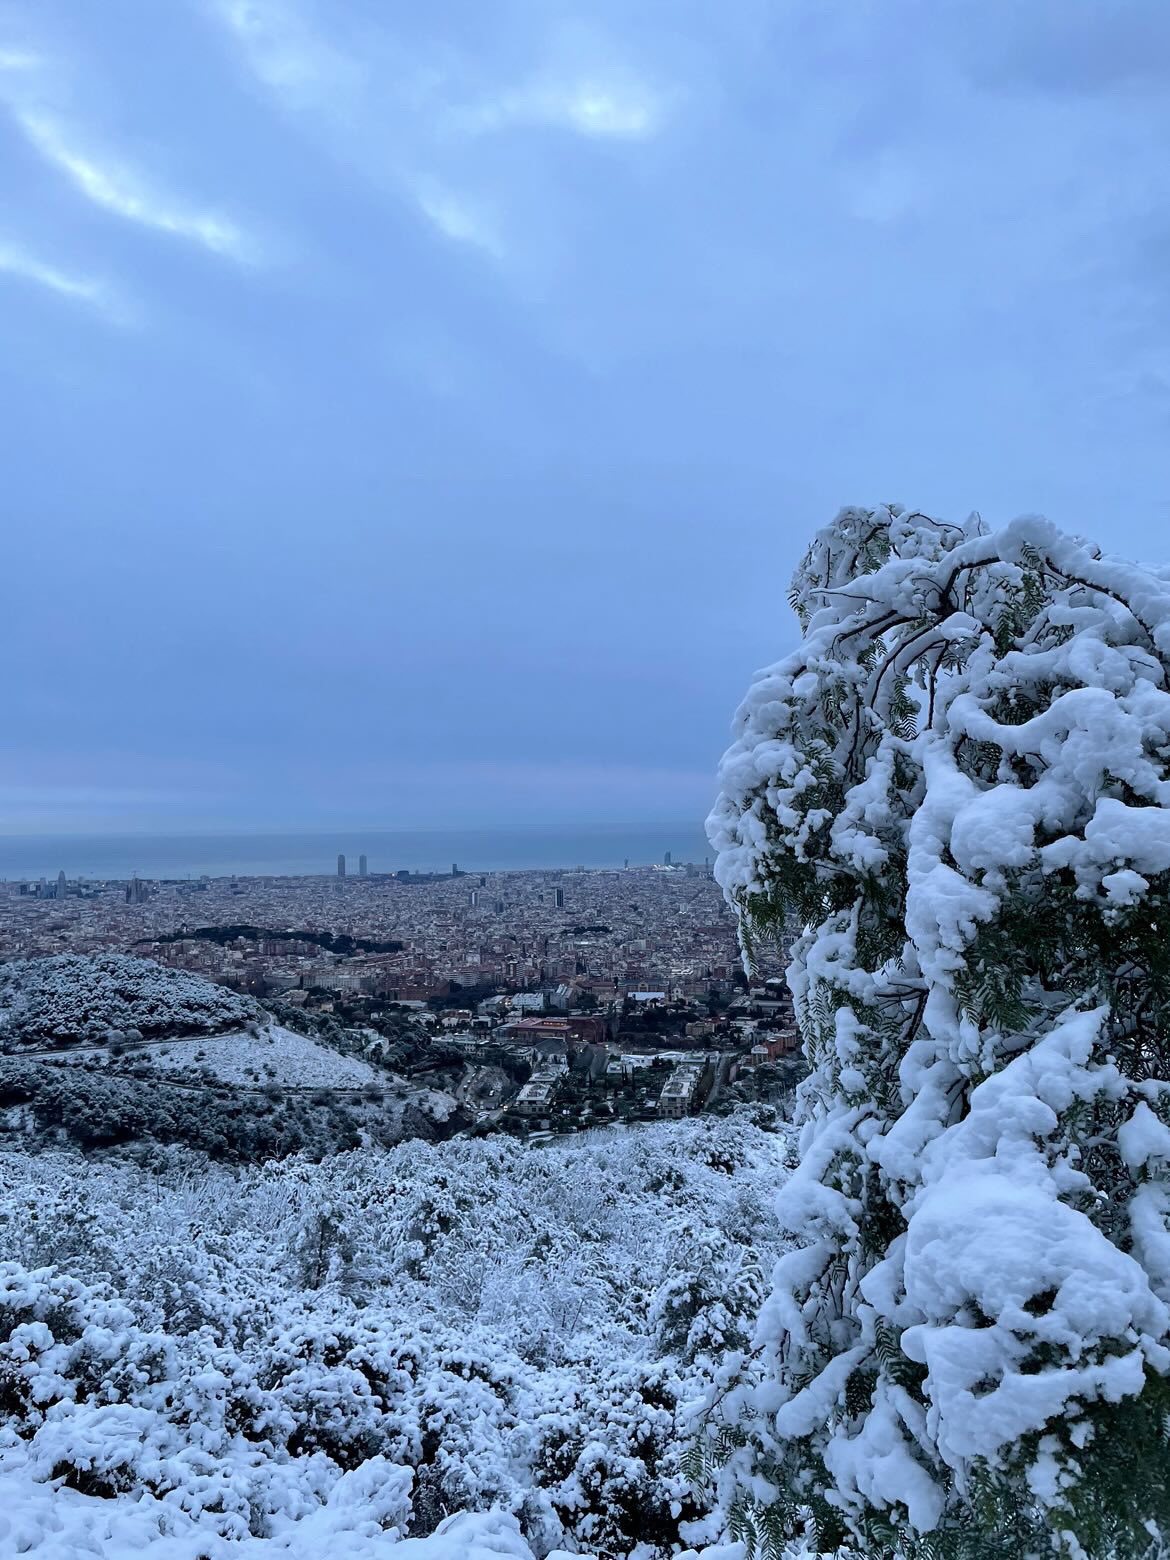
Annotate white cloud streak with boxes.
[13,111,258,263]
[0,239,126,320]
[415,185,504,259]
[462,73,668,140]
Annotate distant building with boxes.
[358,854,368,878]
[452,862,459,876]
[659,1064,703,1118]
[56,870,66,900]
[469,890,479,908]
[511,992,548,1015]
[554,887,564,909]
[337,854,346,878]
[515,1071,562,1117]
[664,851,672,866]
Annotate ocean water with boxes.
[0,825,715,882]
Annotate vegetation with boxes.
[706,505,1170,1557]
[152,924,404,955]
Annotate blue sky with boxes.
[1,0,1169,834]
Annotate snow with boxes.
[140,1025,386,1090]
[1119,1101,1170,1175]
[0,1111,790,1558]
[0,1447,537,1560]
[0,952,257,1050]
[706,503,1170,1545]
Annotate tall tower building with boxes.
[664,850,672,866]
[554,887,565,909]
[358,854,368,878]
[337,853,346,878]
[469,889,479,908]
[56,870,66,900]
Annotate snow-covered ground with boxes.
[141,1024,386,1089]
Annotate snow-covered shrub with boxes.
[0,1114,789,1558]
[532,1361,695,1555]
[708,505,1170,1556]
[648,1225,764,1365]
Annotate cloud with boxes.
[461,71,668,141]
[206,0,668,288]
[210,0,361,107]
[0,48,41,72]
[0,239,126,320]
[12,111,258,263]
[415,184,504,259]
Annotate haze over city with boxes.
[4,0,1170,835]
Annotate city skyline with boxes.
[0,821,715,881]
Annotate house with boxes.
[658,1064,704,1119]
[515,1071,562,1117]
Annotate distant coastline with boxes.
[0,825,714,882]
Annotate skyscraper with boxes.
[554,887,565,909]
[664,850,672,866]
[337,854,346,878]
[358,854,368,878]
[56,870,66,900]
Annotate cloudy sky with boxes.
[1,0,1168,834]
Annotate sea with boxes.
[0,825,716,882]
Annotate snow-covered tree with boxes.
[707,505,1170,1557]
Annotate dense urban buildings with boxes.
[0,859,799,1133]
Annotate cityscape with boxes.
[0,856,799,1136]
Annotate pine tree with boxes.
[706,505,1170,1557]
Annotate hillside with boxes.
[0,951,258,1050]
[0,1111,789,1558]
[139,1023,389,1088]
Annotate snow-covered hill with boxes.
[0,952,258,1050]
[0,1112,789,1558]
[141,1023,388,1088]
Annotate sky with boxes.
[1,0,1169,836]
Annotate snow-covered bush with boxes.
[707,505,1170,1556]
[0,1114,788,1557]
[0,952,257,1049]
